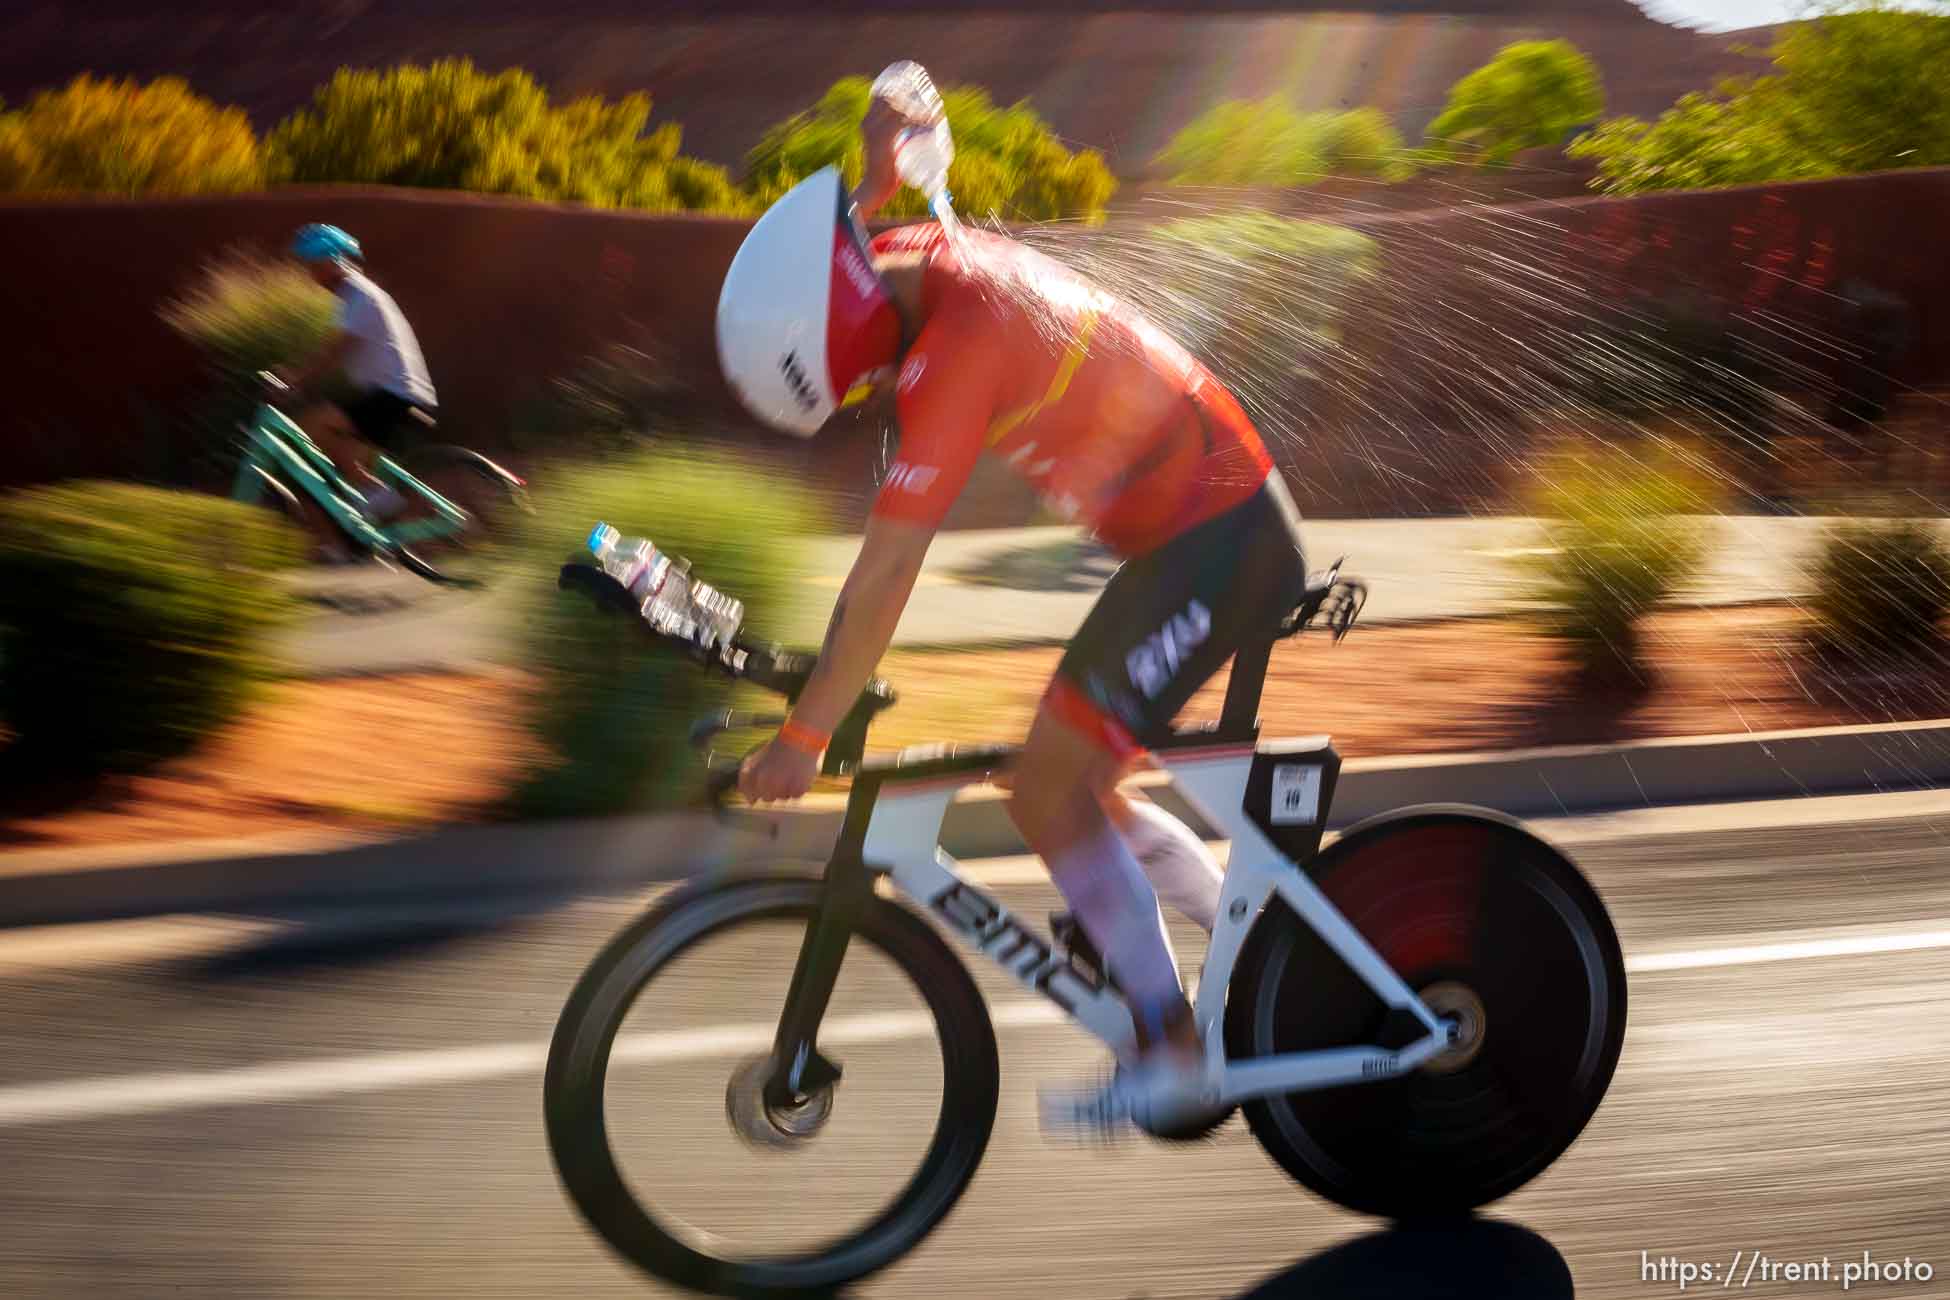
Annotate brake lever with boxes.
[703,762,744,817]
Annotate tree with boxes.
[266,59,748,213]
[1567,86,1825,194]
[1426,40,1604,166]
[0,75,261,196]
[1154,98,1414,186]
[1572,6,1950,194]
[746,76,1116,223]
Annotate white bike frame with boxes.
[855,743,1452,1108]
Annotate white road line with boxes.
[0,916,283,974]
[0,927,1946,1129]
[0,1003,1062,1129]
[1623,928,1950,972]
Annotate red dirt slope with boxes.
[6,2,1762,175]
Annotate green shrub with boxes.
[1518,446,1718,679]
[1427,40,1604,166]
[0,75,262,196]
[538,330,692,451]
[1132,212,1378,410]
[509,448,825,816]
[1807,515,1950,660]
[1572,8,1950,194]
[0,483,303,773]
[1020,211,1377,431]
[1568,88,1825,195]
[1155,99,1415,186]
[1316,108,1417,179]
[161,251,338,380]
[160,251,340,482]
[747,76,1116,223]
[266,59,749,213]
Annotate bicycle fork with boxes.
[764,769,1142,1107]
[763,787,884,1107]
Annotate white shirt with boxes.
[334,268,437,408]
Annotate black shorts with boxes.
[1052,475,1308,756]
[341,389,431,453]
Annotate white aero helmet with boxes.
[716,167,902,437]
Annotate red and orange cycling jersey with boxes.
[867,224,1272,558]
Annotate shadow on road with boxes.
[952,536,1119,592]
[180,897,573,979]
[1228,1216,1572,1300]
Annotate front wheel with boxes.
[1225,809,1627,1219]
[389,444,529,581]
[545,874,1000,1297]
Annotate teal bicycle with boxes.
[232,374,527,584]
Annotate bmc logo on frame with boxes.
[1125,599,1212,700]
[885,462,941,496]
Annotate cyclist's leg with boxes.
[298,400,377,487]
[1107,787,1224,934]
[995,747,1225,933]
[307,392,409,517]
[1014,473,1309,1055]
[1009,706,1193,1057]
[269,401,361,559]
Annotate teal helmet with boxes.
[291,223,362,265]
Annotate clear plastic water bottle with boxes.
[587,522,743,653]
[587,523,671,602]
[872,61,960,231]
[685,579,745,653]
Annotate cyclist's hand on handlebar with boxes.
[738,738,819,804]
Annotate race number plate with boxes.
[1270,763,1322,826]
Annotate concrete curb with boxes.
[5,718,1950,930]
[0,811,842,933]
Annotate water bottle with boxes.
[871,61,959,228]
[686,579,746,653]
[587,523,674,606]
[587,522,743,653]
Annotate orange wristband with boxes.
[777,718,830,756]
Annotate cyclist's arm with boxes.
[784,515,935,736]
[283,329,355,397]
[791,307,991,735]
[852,98,904,218]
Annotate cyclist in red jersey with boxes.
[718,99,1309,1135]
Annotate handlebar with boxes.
[557,560,897,795]
[559,546,1364,816]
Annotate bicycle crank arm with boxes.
[1214,1032,1450,1107]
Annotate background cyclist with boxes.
[280,223,439,553]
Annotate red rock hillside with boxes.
[6,1,1763,177]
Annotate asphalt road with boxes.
[280,514,1840,675]
[2,803,1947,1298]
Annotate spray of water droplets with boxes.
[985,178,1950,760]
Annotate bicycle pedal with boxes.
[1036,1076,1134,1145]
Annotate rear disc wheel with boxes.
[1225,812,1627,1218]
